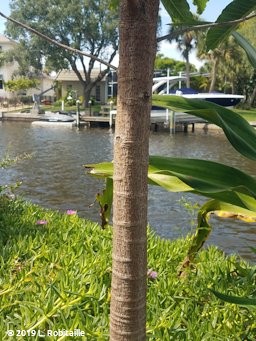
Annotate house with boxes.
[0,34,18,99]
[0,34,112,105]
[56,69,110,104]
[0,34,55,103]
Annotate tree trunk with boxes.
[185,53,190,88]
[209,58,218,92]
[249,86,256,107]
[110,1,159,340]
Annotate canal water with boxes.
[0,121,255,261]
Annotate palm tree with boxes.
[198,35,250,93]
[175,30,195,87]
[167,15,202,88]
[110,1,159,339]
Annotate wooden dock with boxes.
[0,110,213,132]
[1,110,255,133]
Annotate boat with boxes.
[152,75,187,93]
[152,73,245,108]
[171,88,245,108]
[31,111,76,127]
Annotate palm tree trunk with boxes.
[249,86,256,107]
[185,53,190,88]
[110,1,159,340]
[209,58,219,92]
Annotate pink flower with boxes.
[66,209,77,215]
[36,219,48,225]
[147,269,158,280]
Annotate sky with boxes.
[159,0,233,67]
[0,0,233,68]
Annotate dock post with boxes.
[169,110,176,134]
[109,110,116,128]
[76,100,80,127]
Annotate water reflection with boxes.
[0,121,255,261]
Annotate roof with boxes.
[56,69,106,82]
[0,34,17,45]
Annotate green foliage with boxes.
[232,31,256,68]
[212,290,256,306]
[206,0,256,51]
[191,0,209,15]
[6,0,119,103]
[161,0,207,24]
[0,198,255,339]
[154,54,197,73]
[4,77,39,93]
[86,97,256,262]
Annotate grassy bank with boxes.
[0,198,255,340]
[235,108,256,121]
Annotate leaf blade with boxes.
[152,95,256,161]
[206,0,256,50]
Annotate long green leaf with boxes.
[161,0,197,24]
[232,31,256,68]
[86,157,256,214]
[86,157,256,262]
[206,0,256,50]
[211,290,256,306]
[152,94,256,161]
[149,156,256,196]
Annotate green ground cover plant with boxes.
[0,197,255,340]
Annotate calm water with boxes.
[0,121,255,261]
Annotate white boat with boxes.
[32,120,76,127]
[31,111,76,127]
[152,74,245,108]
[152,75,187,93]
[172,88,245,108]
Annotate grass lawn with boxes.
[235,108,256,121]
[0,197,255,340]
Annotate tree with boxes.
[6,0,119,106]
[154,53,197,75]
[110,1,159,339]
[3,41,43,78]
[167,12,202,88]
[4,77,39,93]
[237,17,256,106]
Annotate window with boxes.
[96,85,101,101]
[0,75,3,90]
